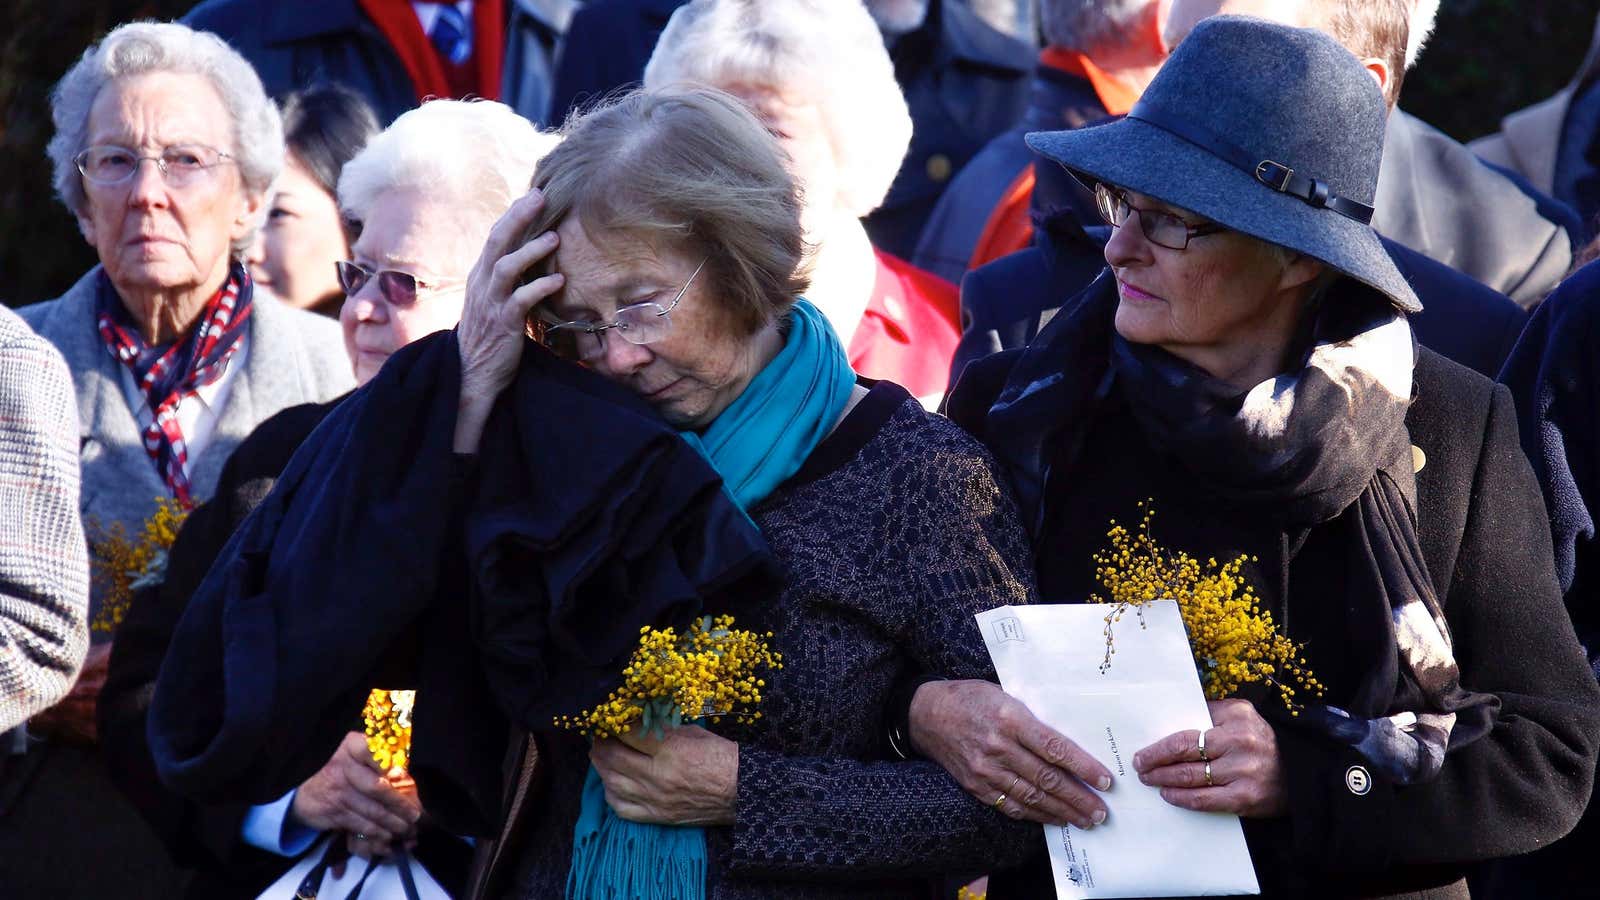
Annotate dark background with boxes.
[2,0,1596,307]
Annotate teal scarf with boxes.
[567,299,855,900]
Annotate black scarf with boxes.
[982,271,1497,784]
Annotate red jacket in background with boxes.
[848,252,961,403]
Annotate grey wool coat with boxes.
[19,266,354,622]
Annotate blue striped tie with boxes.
[430,4,472,66]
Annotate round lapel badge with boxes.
[1345,765,1372,796]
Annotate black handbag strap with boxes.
[393,847,423,900]
[294,838,351,900]
[293,836,422,900]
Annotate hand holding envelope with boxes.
[977,602,1261,899]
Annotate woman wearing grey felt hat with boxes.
[907,15,1600,899]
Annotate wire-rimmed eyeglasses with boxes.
[74,144,237,189]
[1093,183,1226,251]
[542,259,708,361]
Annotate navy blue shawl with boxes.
[148,332,778,834]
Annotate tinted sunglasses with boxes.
[335,260,463,308]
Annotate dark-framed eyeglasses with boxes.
[335,260,463,308]
[542,259,707,362]
[1093,183,1226,251]
[74,144,236,189]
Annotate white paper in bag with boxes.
[977,602,1260,898]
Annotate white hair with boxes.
[337,99,559,265]
[1040,0,1152,52]
[1406,0,1440,69]
[642,0,912,218]
[48,21,284,255]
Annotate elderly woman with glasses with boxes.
[906,18,1600,900]
[640,0,964,407]
[6,22,351,898]
[92,98,558,899]
[425,84,1036,898]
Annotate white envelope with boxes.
[977,602,1260,898]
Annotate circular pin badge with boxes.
[925,153,953,183]
[1345,765,1372,796]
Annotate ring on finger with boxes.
[354,833,368,841]
[993,792,1008,810]
[1197,729,1208,762]
[1203,762,1214,787]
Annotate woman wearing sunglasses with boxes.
[96,98,558,899]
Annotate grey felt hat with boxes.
[1026,15,1421,314]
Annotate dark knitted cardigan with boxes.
[500,381,1039,899]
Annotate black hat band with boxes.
[1126,100,1376,226]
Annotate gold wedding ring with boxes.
[993,792,1008,810]
[1203,762,1215,787]
[1197,729,1209,762]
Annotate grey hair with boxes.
[48,22,284,255]
[1040,0,1152,52]
[337,100,559,271]
[642,0,912,218]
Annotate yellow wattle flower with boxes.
[554,615,782,739]
[1090,504,1324,712]
[363,689,415,772]
[88,496,191,634]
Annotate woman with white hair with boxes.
[644,0,963,405]
[4,22,351,898]
[96,98,558,899]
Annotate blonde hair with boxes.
[525,86,808,336]
[642,0,912,218]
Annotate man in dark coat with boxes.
[549,0,1033,260]
[913,0,1166,285]
[1490,257,1600,900]
[184,0,564,124]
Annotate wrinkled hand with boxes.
[291,732,422,857]
[590,726,739,826]
[1133,699,1286,818]
[454,189,566,453]
[908,679,1113,827]
[29,642,111,746]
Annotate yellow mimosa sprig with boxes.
[554,615,782,740]
[363,689,415,772]
[88,496,190,634]
[1090,503,1324,713]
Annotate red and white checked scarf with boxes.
[95,262,253,507]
